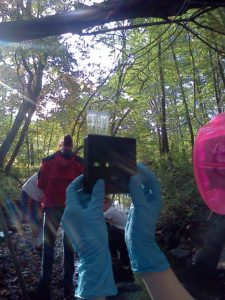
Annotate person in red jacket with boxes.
[35,134,83,300]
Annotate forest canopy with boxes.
[0,0,224,182]
[0,3,224,299]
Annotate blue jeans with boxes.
[37,207,75,297]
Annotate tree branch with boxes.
[179,23,225,54]
[80,7,216,36]
[192,19,225,36]
[0,0,224,41]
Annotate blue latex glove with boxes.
[62,175,117,299]
[125,163,170,273]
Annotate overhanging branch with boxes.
[80,7,218,36]
[0,0,224,42]
[80,19,187,36]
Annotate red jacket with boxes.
[38,151,84,208]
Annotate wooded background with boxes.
[0,1,224,233]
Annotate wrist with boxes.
[76,247,117,299]
[129,241,170,273]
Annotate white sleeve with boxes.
[104,207,127,230]
[22,173,43,201]
[104,207,116,221]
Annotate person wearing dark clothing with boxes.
[103,197,135,288]
[184,212,225,295]
[35,135,84,300]
[193,212,225,273]
[106,223,135,285]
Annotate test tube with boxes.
[87,110,109,135]
[87,110,98,134]
[97,111,109,135]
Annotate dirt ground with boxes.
[1,224,225,300]
[0,225,149,300]
[0,225,67,300]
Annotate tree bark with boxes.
[47,124,55,156]
[0,0,224,42]
[5,105,36,173]
[188,32,209,124]
[209,49,222,113]
[158,39,169,154]
[171,91,186,156]
[112,108,131,136]
[25,132,31,175]
[36,122,40,162]
[217,56,225,89]
[0,102,34,167]
[0,56,45,168]
[30,142,34,166]
[171,44,194,148]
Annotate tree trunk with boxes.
[0,56,45,169]
[195,72,209,123]
[112,108,131,136]
[171,91,186,156]
[188,32,208,124]
[209,49,222,113]
[36,122,40,162]
[47,123,54,155]
[0,102,34,167]
[217,56,225,89]
[25,132,31,175]
[171,44,194,148]
[158,39,169,154]
[30,142,34,166]
[156,122,162,154]
[5,106,36,173]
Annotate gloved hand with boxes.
[62,175,117,299]
[125,163,170,273]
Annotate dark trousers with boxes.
[21,190,28,217]
[107,223,130,266]
[37,207,75,296]
[107,223,134,283]
[21,190,41,226]
[196,213,225,271]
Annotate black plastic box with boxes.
[84,134,136,194]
